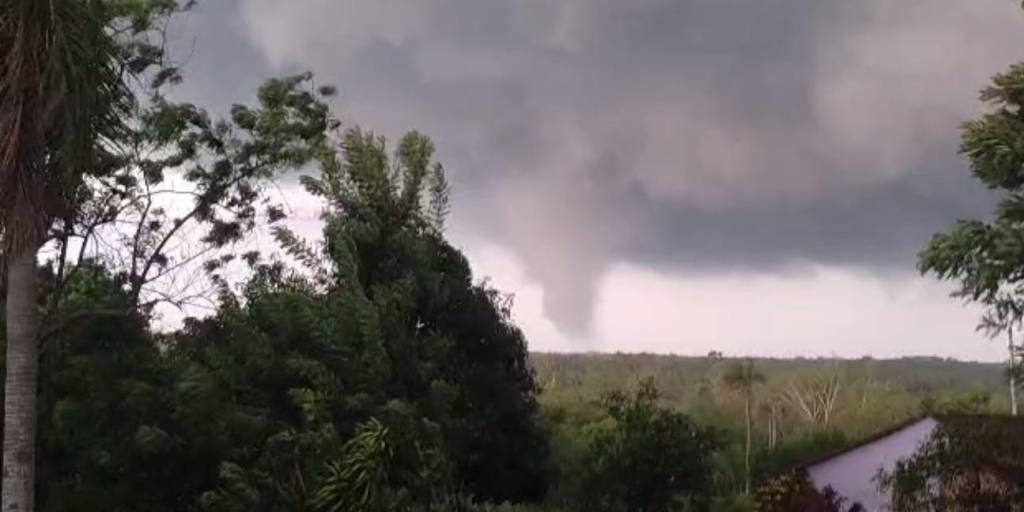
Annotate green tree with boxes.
[879,416,1024,511]
[184,124,549,509]
[919,389,995,415]
[919,63,1024,414]
[1,7,333,505]
[0,43,334,509]
[575,379,717,512]
[1,261,219,512]
[177,270,397,510]
[0,7,548,506]
[295,127,550,503]
[40,68,337,337]
[0,1,181,508]
[722,360,764,495]
[755,472,858,512]
[42,267,208,511]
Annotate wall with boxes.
[806,417,937,511]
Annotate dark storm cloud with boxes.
[166,1,274,109]
[173,0,1024,332]
[629,169,995,274]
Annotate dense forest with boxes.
[534,352,1012,447]
[4,1,1024,511]
[533,353,1008,406]
[530,353,1013,511]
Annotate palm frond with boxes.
[0,0,133,252]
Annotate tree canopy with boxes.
[1,74,551,511]
[919,64,1024,332]
[572,380,717,512]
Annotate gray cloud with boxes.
[164,1,274,109]
[170,0,1024,333]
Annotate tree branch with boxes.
[131,206,200,304]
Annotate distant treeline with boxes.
[531,352,1005,403]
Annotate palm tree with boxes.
[722,359,765,495]
[1,1,132,508]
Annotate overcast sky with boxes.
[168,0,1024,361]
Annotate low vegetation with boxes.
[533,353,1011,511]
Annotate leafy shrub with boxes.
[752,430,849,484]
[879,416,1024,512]
[710,494,755,512]
[754,472,861,512]
[573,379,717,512]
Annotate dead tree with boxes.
[783,363,842,427]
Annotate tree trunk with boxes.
[3,249,39,512]
[1010,326,1018,416]
[744,387,751,495]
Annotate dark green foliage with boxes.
[8,5,1023,510]
[173,271,387,511]
[573,380,717,512]
[535,353,1016,509]
[533,352,1005,447]
[299,125,550,503]
[171,120,548,509]
[920,389,996,415]
[879,415,1024,511]
[66,71,336,312]
[310,412,465,512]
[708,494,755,512]
[35,267,174,511]
[2,265,207,512]
[919,62,1024,341]
[446,287,551,500]
[0,71,548,510]
[752,430,850,485]
[755,473,860,512]
[0,0,173,243]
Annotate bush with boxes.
[755,472,862,512]
[572,379,717,512]
[752,430,849,484]
[710,494,754,512]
